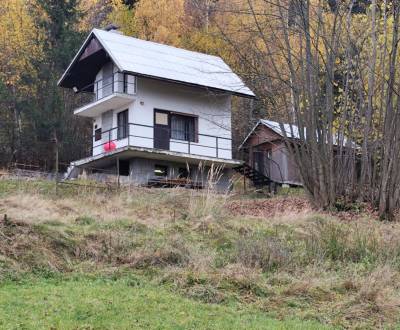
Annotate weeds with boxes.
[234,235,291,272]
[2,179,400,328]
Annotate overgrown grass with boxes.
[1,178,400,329]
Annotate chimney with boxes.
[104,24,123,35]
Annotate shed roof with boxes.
[259,119,301,139]
[240,119,357,149]
[58,29,255,98]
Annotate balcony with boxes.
[86,122,234,164]
[74,72,136,117]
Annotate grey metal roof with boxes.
[59,29,255,97]
[240,119,357,149]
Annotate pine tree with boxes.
[29,0,91,168]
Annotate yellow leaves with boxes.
[134,0,186,45]
[107,0,231,58]
[0,0,43,88]
[108,0,187,46]
[108,0,137,36]
[78,0,112,32]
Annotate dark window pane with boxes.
[178,167,189,178]
[171,114,196,142]
[95,128,102,141]
[117,110,128,140]
[119,160,130,176]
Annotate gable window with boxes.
[117,110,129,140]
[170,114,196,142]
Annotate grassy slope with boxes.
[1,179,400,329]
[0,277,330,330]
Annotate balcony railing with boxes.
[91,123,232,160]
[74,72,136,109]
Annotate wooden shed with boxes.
[239,120,302,186]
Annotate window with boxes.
[154,165,168,177]
[178,167,189,179]
[102,62,114,97]
[117,110,128,140]
[170,114,196,142]
[95,128,102,142]
[155,112,169,125]
[119,160,130,176]
[123,74,137,94]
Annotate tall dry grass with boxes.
[3,179,400,327]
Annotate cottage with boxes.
[239,120,302,186]
[58,26,254,190]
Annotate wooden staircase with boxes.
[234,163,277,190]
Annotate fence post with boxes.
[53,131,59,195]
[216,137,219,158]
[116,156,120,189]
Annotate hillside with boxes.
[1,179,400,329]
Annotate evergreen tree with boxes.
[29,0,91,168]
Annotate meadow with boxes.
[0,179,399,329]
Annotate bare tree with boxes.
[215,0,400,218]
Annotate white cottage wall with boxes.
[91,72,233,160]
[131,77,232,159]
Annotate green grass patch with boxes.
[0,277,332,330]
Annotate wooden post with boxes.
[3,214,10,226]
[116,156,120,189]
[53,131,59,195]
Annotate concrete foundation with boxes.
[75,157,234,192]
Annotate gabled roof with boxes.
[259,119,301,139]
[58,29,255,98]
[239,119,296,149]
[240,119,357,149]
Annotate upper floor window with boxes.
[123,74,137,95]
[171,114,197,142]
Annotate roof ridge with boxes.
[93,28,222,60]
